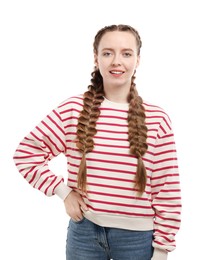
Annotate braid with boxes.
[76,70,104,192]
[128,75,148,194]
[76,24,146,194]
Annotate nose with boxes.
[112,54,121,66]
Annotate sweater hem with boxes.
[84,211,154,231]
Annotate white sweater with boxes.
[13,95,181,259]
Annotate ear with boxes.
[94,53,98,68]
[135,55,140,69]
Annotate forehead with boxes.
[98,31,137,51]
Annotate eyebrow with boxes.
[101,48,134,52]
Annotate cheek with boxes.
[126,60,138,73]
[98,60,109,74]
[98,68,107,79]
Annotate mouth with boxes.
[109,70,125,75]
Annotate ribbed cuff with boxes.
[54,182,72,200]
[151,248,168,260]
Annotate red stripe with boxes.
[160,189,181,192]
[13,154,44,159]
[70,155,136,167]
[163,116,171,130]
[15,161,44,166]
[86,174,134,183]
[30,131,55,156]
[152,203,181,208]
[19,142,42,151]
[53,179,64,195]
[89,142,128,148]
[88,181,136,192]
[88,205,154,217]
[97,122,128,127]
[158,210,180,215]
[154,221,180,230]
[60,108,81,114]
[155,213,181,223]
[28,169,38,184]
[64,124,77,129]
[94,136,128,141]
[69,163,136,175]
[15,149,33,155]
[59,100,83,109]
[153,157,177,164]
[33,169,49,187]
[155,141,175,148]
[144,107,167,116]
[36,126,62,154]
[160,125,167,135]
[151,174,179,181]
[100,107,127,113]
[41,121,66,150]
[88,199,152,209]
[154,228,175,236]
[86,190,150,201]
[48,113,65,135]
[146,115,165,119]
[154,149,177,156]
[38,174,55,190]
[148,135,157,140]
[154,240,169,247]
[72,148,135,158]
[158,133,174,139]
[68,175,151,188]
[24,166,35,179]
[69,178,136,192]
[100,115,127,120]
[158,235,175,243]
[146,122,160,125]
[62,116,78,122]
[154,196,181,201]
[87,190,136,199]
[97,129,128,134]
[152,165,179,172]
[45,176,57,195]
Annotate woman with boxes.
[13,24,181,260]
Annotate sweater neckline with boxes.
[102,97,129,110]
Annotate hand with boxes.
[151,248,168,260]
[64,190,88,221]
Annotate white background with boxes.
[1,0,203,259]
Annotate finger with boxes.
[72,217,82,222]
[68,205,83,219]
[78,198,88,211]
[72,211,84,222]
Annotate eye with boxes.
[123,52,132,57]
[103,52,112,57]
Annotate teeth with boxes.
[111,71,123,74]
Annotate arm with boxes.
[151,116,182,260]
[13,107,72,200]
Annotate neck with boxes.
[103,87,130,104]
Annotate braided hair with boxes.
[76,24,148,194]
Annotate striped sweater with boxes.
[13,94,181,255]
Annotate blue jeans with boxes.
[66,217,153,260]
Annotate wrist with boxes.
[54,182,72,200]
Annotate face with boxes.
[94,31,140,93]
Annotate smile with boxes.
[109,70,124,75]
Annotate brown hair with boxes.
[76,24,148,194]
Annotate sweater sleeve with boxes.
[151,114,182,254]
[13,107,72,200]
